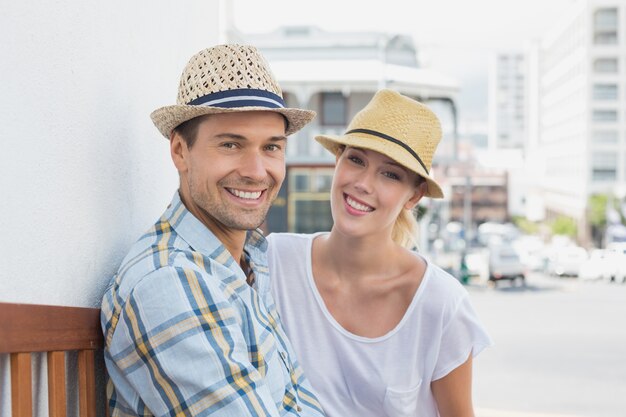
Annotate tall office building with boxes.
[527,0,626,243]
[488,52,526,151]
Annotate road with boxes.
[467,272,626,417]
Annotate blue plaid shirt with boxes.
[101,192,325,417]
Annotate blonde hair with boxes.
[392,176,426,249]
[392,208,419,249]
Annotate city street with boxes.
[468,272,626,417]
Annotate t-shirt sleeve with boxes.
[432,294,493,381]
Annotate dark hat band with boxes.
[346,128,429,174]
[187,88,286,109]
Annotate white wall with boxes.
[0,1,221,414]
[0,0,221,307]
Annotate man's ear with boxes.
[404,181,428,210]
[170,132,188,173]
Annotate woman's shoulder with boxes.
[419,255,469,304]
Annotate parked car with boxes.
[487,245,526,286]
[604,243,626,283]
[512,235,547,272]
[579,249,611,281]
[547,246,588,277]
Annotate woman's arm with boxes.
[431,352,475,417]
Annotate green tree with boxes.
[511,215,539,234]
[551,215,577,237]
[588,194,609,228]
[416,205,428,221]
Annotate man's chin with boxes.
[222,211,268,231]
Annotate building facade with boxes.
[489,52,527,151]
[236,26,459,233]
[527,0,626,243]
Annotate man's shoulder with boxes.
[104,218,204,305]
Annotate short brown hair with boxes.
[172,115,212,148]
[172,113,289,148]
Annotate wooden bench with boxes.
[0,302,105,417]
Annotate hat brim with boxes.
[151,105,316,139]
[316,132,444,199]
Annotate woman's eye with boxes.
[383,171,401,180]
[348,155,364,165]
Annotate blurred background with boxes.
[230,4,626,414]
[1,0,625,416]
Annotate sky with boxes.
[231,0,577,132]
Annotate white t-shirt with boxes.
[267,232,493,417]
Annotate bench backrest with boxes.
[0,302,104,417]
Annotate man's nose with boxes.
[239,151,267,181]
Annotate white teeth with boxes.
[229,189,262,199]
[346,195,373,212]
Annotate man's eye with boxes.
[266,144,282,152]
[221,142,237,149]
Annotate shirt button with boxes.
[280,351,287,360]
[296,405,302,412]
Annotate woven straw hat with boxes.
[151,44,316,138]
[316,89,444,198]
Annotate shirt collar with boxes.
[163,191,268,270]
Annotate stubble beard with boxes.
[189,177,275,231]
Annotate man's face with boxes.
[173,111,287,232]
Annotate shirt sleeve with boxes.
[432,294,493,381]
[106,265,281,417]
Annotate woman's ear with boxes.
[404,181,428,210]
[335,145,346,164]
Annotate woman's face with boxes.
[330,146,425,239]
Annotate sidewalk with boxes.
[478,408,587,417]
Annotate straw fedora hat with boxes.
[151,44,316,138]
[315,89,444,198]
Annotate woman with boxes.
[267,90,492,417]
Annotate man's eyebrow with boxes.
[214,133,288,141]
[269,135,288,142]
[214,133,247,140]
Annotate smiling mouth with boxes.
[344,194,374,212]
[226,188,264,200]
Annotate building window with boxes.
[290,172,310,192]
[592,109,618,122]
[313,173,333,192]
[594,58,618,73]
[321,92,347,126]
[594,8,618,30]
[593,83,618,100]
[594,8,618,45]
[592,130,618,144]
[594,32,618,44]
[288,167,335,233]
[592,152,617,181]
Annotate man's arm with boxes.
[105,266,282,417]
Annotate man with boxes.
[101,45,325,417]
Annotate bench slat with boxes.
[78,350,97,417]
[10,352,33,417]
[47,351,67,417]
[0,303,103,353]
